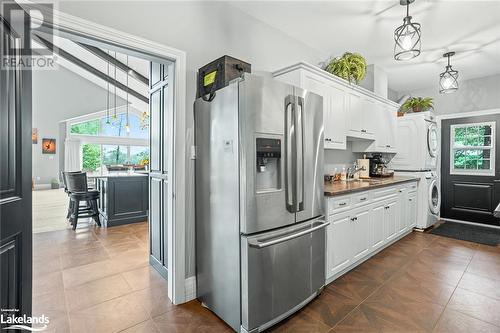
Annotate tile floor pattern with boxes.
[33,189,72,233]
[33,224,500,333]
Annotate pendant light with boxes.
[439,52,458,94]
[125,55,130,133]
[394,0,421,61]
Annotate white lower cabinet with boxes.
[352,207,370,261]
[326,181,418,282]
[408,192,417,228]
[327,213,353,277]
[370,204,385,251]
[384,199,398,242]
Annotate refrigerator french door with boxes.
[195,73,327,333]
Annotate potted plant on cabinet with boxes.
[324,52,367,84]
[401,97,434,113]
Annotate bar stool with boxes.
[65,172,101,230]
[61,171,80,220]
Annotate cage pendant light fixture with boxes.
[394,0,421,61]
[439,52,458,94]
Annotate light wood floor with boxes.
[33,189,72,233]
[33,224,500,332]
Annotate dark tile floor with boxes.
[33,222,500,333]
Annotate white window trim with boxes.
[450,121,495,176]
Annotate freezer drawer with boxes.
[241,218,328,332]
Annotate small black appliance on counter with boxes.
[368,153,394,177]
[197,55,251,101]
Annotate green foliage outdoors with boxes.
[82,144,101,172]
[70,119,100,135]
[325,52,367,84]
[453,125,492,170]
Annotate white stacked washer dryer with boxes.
[390,111,441,230]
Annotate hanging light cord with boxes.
[106,50,110,124]
[126,55,129,131]
[114,51,117,119]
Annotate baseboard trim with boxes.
[440,218,500,230]
[185,276,196,301]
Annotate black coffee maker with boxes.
[369,154,390,177]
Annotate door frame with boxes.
[437,108,500,226]
[19,2,188,304]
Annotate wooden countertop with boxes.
[324,176,419,197]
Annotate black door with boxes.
[0,4,33,328]
[441,114,500,225]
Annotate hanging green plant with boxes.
[325,52,367,84]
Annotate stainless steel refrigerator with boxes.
[195,73,327,333]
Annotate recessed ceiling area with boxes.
[230,1,500,92]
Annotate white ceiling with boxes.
[231,1,500,93]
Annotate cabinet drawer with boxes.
[407,182,418,193]
[353,193,370,206]
[372,187,398,200]
[328,197,351,215]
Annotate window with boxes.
[68,109,150,175]
[70,112,148,139]
[82,144,150,174]
[451,122,495,176]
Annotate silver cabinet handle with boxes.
[248,220,330,249]
[360,197,367,201]
[339,202,347,206]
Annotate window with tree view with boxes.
[69,111,150,175]
[451,122,495,176]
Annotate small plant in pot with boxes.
[401,97,434,113]
[324,52,367,84]
[51,178,60,189]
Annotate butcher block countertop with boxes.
[324,176,419,197]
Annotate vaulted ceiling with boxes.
[231,1,500,92]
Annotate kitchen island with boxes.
[94,173,149,227]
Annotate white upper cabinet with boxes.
[274,65,347,150]
[273,62,399,152]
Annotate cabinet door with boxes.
[327,214,353,278]
[386,105,398,152]
[385,199,398,241]
[361,97,376,135]
[371,204,386,251]
[397,188,408,234]
[373,102,388,150]
[352,208,370,261]
[408,193,417,228]
[347,91,363,134]
[327,84,347,149]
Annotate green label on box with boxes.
[204,71,217,86]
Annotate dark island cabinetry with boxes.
[95,174,149,227]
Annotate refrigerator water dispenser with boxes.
[255,138,281,192]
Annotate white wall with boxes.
[56,0,326,278]
[398,74,500,115]
[32,65,126,185]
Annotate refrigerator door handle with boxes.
[285,95,296,212]
[248,219,329,249]
[296,96,304,211]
